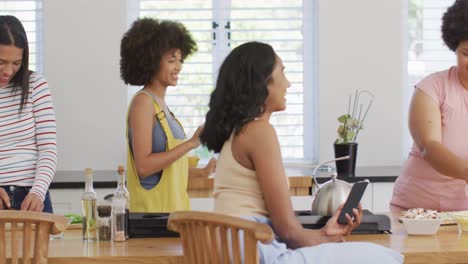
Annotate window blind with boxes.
[408,0,455,84]
[228,0,306,160]
[138,0,316,162]
[0,0,43,72]
[406,0,455,151]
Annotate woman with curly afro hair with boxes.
[391,0,468,212]
[200,42,403,263]
[121,18,216,213]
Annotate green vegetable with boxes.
[64,213,82,224]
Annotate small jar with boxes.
[97,203,112,241]
[112,198,127,242]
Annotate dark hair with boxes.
[200,42,276,153]
[441,0,468,52]
[0,15,30,113]
[120,18,198,85]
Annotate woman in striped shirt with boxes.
[0,15,57,213]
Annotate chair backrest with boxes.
[168,211,274,264]
[0,210,68,264]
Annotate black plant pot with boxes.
[333,143,358,179]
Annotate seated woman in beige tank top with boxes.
[199,42,403,264]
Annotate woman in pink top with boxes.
[391,0,468,211]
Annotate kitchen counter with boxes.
[312,165,400,183]
[50,165,400,189]
[6,211,467,264]
[49,166,400,199]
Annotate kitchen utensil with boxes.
[311,156,352,216]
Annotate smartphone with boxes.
[337,180,369,224]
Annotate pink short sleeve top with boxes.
[391,66,468,211]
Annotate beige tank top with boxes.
[213,134,268,217]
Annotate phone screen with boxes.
[337,180,369,224]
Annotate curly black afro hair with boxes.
[120,18,198,86]
[441,0,468,52]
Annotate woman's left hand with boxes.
[322,203,363,237]
[21,193,44,212]
[188,125,204,149]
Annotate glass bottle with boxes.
[82,168,97,241]
[112,197,126,242]
[97,202,112,241]
[114,165,130,239]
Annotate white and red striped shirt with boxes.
[0,72,57,201]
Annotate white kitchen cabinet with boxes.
[360,183,373,212]
[49,182,395,215]
[51,189,219,215]
[50,188,114,215]
[371,182,395,213]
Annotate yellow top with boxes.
[126,91,189,213]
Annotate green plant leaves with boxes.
[337,114,350,123]
[64,213,82,224]
[337,125,345,134]
[335,89,374,144]
[336,113,360,144]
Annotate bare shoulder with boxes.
[130,92,155,115]
[410,89,441,116]
[241,119,277,141]
[232,119,279,169]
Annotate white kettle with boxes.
[311,156,352,216]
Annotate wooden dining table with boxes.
[47,231,183,264]
[6,212,468,264]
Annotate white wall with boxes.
[42,0,405,172]
[44,0,128,171]
[318,0,405,166]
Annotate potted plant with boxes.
[334,90,374,178]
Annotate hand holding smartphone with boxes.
[337,180,369,225]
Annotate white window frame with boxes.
[405,0,456,155]
[130,0,318,165]
[0,0,43,73]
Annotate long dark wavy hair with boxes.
[0,15,30,114]
[200,42,276,153]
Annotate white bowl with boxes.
[401,218,442,235]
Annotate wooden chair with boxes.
[0,210,68,264]
[168,211,275,264]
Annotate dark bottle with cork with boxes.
[97,203,112,241]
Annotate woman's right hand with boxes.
[188,125,203,149]
[321,203,363,237]
[0,188,11,209]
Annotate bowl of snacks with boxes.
[448,211,468,234]
[400,208,442,235]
